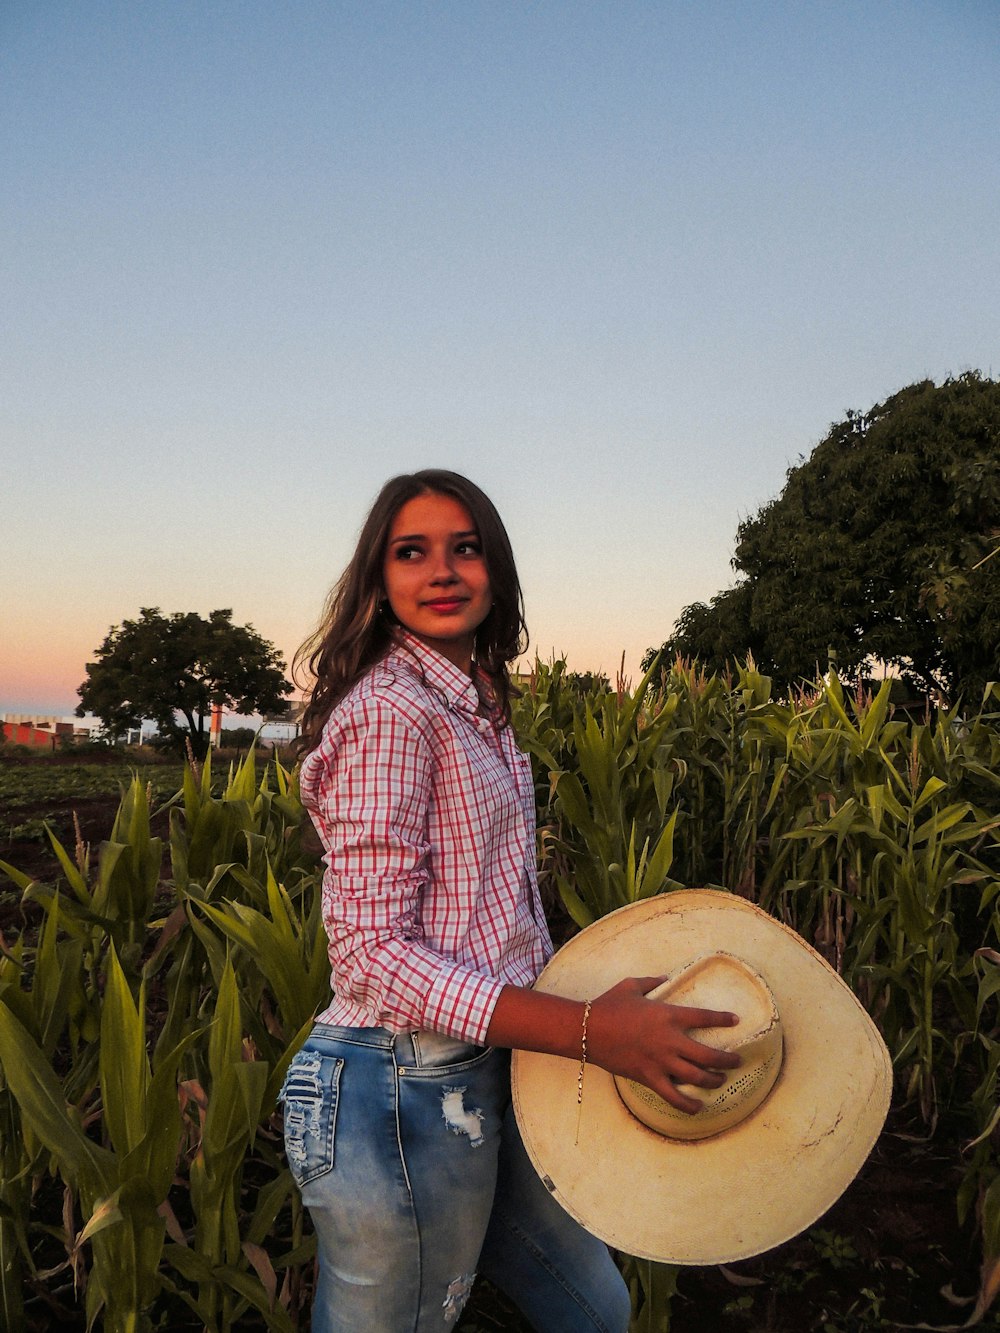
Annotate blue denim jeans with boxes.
[280,1024,631,1333]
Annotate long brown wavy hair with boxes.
[294,470,528,753]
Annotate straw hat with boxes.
[511,889,892,1265]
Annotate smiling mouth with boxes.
[422,597,467,611]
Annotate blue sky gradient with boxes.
[2,1,997,715]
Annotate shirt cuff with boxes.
[422,965,507,1045]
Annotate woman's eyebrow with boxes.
[389,529,478,543]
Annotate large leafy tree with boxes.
[77,608,292,753]
[645,373,1000,703]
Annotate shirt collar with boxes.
[390,630,496,721]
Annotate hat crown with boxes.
[614,952,783,1141]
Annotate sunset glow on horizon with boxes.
[4,2,998,721]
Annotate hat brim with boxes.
[511,889,892,1265]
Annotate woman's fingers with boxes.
[607,978,740,1030]
[587,977,744,1112]
[627,1051,731,1113]
[667,1002,741,1032]
[638,1077,707,1116]
[672,1027,741,1071]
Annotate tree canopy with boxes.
[644,373,1000,703]
[77,608,292,754]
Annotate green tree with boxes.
[77,608,292,755]
[217,725,260,750]
[645,583,760,676]
[645,373,1000,703]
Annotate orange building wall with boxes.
[3,722,59,750]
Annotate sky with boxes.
[2,0,998,719]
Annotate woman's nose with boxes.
[428,549,458,583]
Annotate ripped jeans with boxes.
[280,1024,630,1333]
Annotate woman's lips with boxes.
[422,597,467,612]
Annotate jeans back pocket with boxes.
[279,1049,344,1188]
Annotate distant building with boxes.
[261,700,304,740]
[2,713,101,750]
[209,700,304,748]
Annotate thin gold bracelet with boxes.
[575,999,592,1145]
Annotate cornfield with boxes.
[1,658,998,1331]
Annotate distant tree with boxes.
[643,584,760,676]
[218,726,259,751]
[565,669,612,696]
[77,608,291,755]
[644,373,1000,702]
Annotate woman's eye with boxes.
[394,544,423,561]
[456,541,482,556]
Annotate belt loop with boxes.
[396,1031,421,1067]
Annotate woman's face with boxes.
[382,491,493,673]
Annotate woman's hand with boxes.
[486,981,741,1115]
[586,976,741,1115]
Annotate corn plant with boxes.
[957,947,1000,1324]
[3,679,999,1330]
[163,960,295,1333]
[0,944,197,1332]
[620,1256,680,1333]
[519,657,685,925]
[0,893,95,1327]
[0,748,324,1330]
[170,750,313,907]
[513,658,1000,1330]
[782,746,987,1121]
[0,928,36,1332]
[2,776,163,1000]
[194,864,330,1054]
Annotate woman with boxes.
[282,469,738,1332]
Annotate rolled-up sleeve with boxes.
[312,696,505,1043]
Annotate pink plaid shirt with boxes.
[299,632,553,1045]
